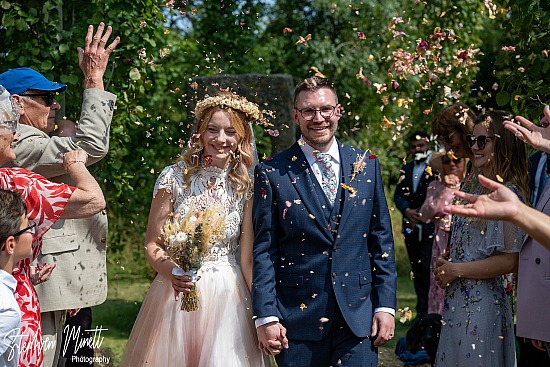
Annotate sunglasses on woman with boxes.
[442,157,462,165]
[21,92,55,107]
[466,134,496,150]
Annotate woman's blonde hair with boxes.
[178,91,256,196]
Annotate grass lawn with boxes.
[94,271,418,366]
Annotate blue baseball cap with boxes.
[0,67,67,95]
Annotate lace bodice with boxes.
[154,161,248,264]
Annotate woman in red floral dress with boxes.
[0,86,105,367]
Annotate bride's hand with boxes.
[171,271,196,301]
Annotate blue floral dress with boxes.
[435,183,524,367]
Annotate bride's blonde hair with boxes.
[178,90,258,196]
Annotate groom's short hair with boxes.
[294,76,337,105]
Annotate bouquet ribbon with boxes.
[172,267,198,282]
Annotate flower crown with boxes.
[194,93,273,128]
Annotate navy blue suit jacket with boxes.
[252,140,397,341]
[393,160,435,235]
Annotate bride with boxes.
[121,90,270,366]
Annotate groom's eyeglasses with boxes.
[294,106,336,121]
[466,134,496,150]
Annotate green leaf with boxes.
[129,68,141,81]
[59,43,70,54]
[1,0,10,10]
[496,91,511,106]
[40,59,53,70]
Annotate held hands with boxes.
[30,263,56,285]
[434,252,457,289]
[257,321,288,356]
[78,23,120,90]
[504,105,550,153]
[371,311,395,347]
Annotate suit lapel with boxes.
[285,143,333,241]
[338,144,360,229]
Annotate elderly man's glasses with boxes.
[466,134,496,150]
[295,106,336,121]
[21,92,55,107]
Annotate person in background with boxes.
[431,102,476,163]
[394,131,435,318]
[252,76,397,366]
[52,119,78,138]
[121,90,269,367]
[418,154,465,315]
[0,190,34,367]
[434,110,529,366]
[0,85,105,367]
[0,23,119,367]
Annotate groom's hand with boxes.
[371,311,395,347]
[257,321,289,355]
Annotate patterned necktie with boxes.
[314,152,338,204]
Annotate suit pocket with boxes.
[358,270,372,286]
[41,220,79,254]
[277,274,304,288]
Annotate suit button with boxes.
[535,258,541,264]
[101,237,107,243]
[332,273,336,278]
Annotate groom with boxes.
[252,76,397,366]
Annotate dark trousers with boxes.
[275,307,377,367]
[404,227,433,316]
[60,307,94,367]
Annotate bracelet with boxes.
[63,160,86,172]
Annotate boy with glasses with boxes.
[0,190,34,367]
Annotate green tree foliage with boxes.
[494,0,550,118]
[1,0,524,275]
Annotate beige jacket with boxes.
[7,88,115,311]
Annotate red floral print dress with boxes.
[0,168,74,367]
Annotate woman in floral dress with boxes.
[121,91,270,367]
[434,110,529,366]
[419,154,465,315]
[0,86,106,367]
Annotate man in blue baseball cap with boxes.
[0,22,120,367]
[0,68,67,133]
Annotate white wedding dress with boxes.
[121,161,268,367]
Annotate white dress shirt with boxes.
[0,269,22,367]
[255,138,394,329]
